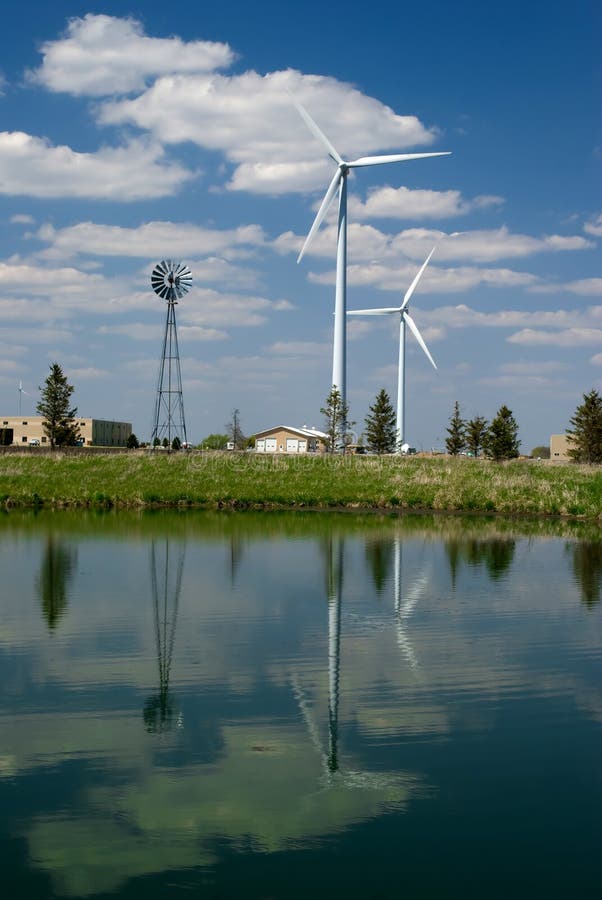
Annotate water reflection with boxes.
[445,537,516,585]
[37,537,77,631]
[568,540,602,608]
[0,511,600,899]
[143,540,184,733]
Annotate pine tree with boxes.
[36,363,80,450]
[483,405,520,461]
[466,415,488,458]
[320,386,353,453]
[567,389,602,464]
[226,408,245,450]
[364,388,397,454]
[445,401,466,456]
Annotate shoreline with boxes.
[0,453,600,521]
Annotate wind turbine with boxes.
[293,98,449,438]
[348,247,437,451]
[18,380,32,416]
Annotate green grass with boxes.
[0,452,601,520]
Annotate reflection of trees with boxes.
[143,540,185,734]
[364,539,394,596]
[445,539,516,585]
[37,538,76,630]
[568,541,602,608]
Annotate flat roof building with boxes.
[0,416,132,448]
[550,434,572,461]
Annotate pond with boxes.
[0,510,601,898]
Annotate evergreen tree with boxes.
[445,401,466,456]
[320,386,353,453]
[36,363,80,450]
[567,389,602,464]
[171,436,181,451]
[483,405,520,461]
[466,415,488,458]
[364,388,397,454]
[126,433,139,449]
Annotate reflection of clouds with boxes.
[0,511,600,894]
[27,722,418,897]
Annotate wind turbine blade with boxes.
[348,151,451,168]
[292,98,343,165]
[401,247,436,311]
[347,307,399,316]
[297,169,342,263]
[403,311,437,370]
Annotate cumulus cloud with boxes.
[349,186,504,221]
[29,14,234,96]
[276,223,592,268]
[10,214,35,225]
[98,68,440,194]
[0,134,193,200]
[584,214,602,237]
[98,323,228,342]
[37,221,266,260]
[507,328,602,347]
[421,304,602,330]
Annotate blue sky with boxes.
[1,0,600,449]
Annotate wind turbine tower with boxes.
[293,99,449,440]
[348,248,438,450]
[150,260,192,449]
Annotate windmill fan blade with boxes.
[347,308,399,316]
[292,97,343,165]
[348,151,451,168]
[401,247,436,311]
[297,169,342,263]
[403,311,437,370]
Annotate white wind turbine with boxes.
[348,247,437,451]
[18,380,32,416]
[293,98,449,434]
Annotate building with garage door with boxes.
[254,425,328,454]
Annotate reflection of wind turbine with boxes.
[18,380,32,416]
[348,248,437,450]
[393,537,431,671]
[292,535,408,792]
[144,540,185,734]
[293,98,449,429]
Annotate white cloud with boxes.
[507,328,602,347]
[422,304,602,330]
[0,261,105,295]
[584,214,602,237]
[29,14,234,96]
[310,261,539,293]
[10,214,35,225]
[181,288,290,329]
[276,223,592,269]
[477,374,563,389]
[37,220,266,260]
[349,186,504,220]
[98,323,228,342]
[591,353,602,366]
[98,67,440,194]
[0,134,193,200]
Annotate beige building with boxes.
[550,434,572,461]
[254,425,328,454]
[0,416,132,448]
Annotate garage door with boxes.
[265,439,277,452]
[286,438,299,453]
[255,439,265,452]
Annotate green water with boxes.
[0,510,600,898]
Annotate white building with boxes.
[254,425,328,454]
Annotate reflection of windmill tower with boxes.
[150,260,192,448]
[144,540,185,734]
[393,537,429,671]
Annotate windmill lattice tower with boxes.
[150,260,192,449]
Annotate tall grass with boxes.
[0,452,600,520]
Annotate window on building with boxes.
[42,436,47,443]
[22,436,27,443]
[22,421,28,425]
[2,421,7,426]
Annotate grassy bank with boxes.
[0,452,600,520]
